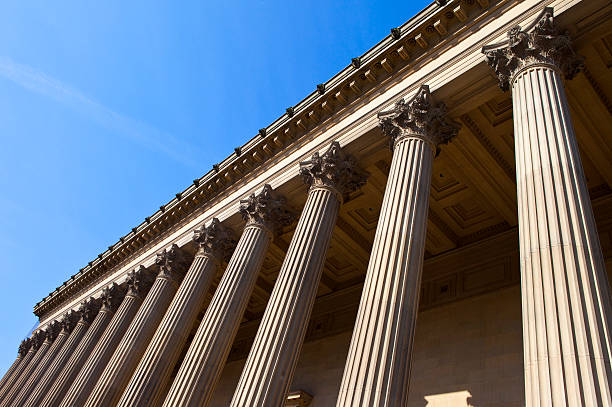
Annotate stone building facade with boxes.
[1,0,611,405]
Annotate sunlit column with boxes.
[57,266,155,407]
[116,219,235,407]
[0,339,31,400]
[336,85,459,406]
[230,141,367,407]
[38,283,126,407]
[0,324,60,407]
[21,296,104,407]
[1,315,73,407]
[482,8,612,406]
[11,308,89,407]
[163,185,294,407]
[83,245,190,407]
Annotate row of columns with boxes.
[0,8,610,407]
[0,330,45,403]
[0,140,368,407]
[482,8,612,406]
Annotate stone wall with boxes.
[210,285,524,406]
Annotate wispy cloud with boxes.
[0,56,201,168]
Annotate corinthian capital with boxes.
[156,244,191,282]
[378,85,459,151]
[18,338,31,357]
[61,310,81,333]
[45,320,62,342]
[482,7,583,91]
[101,283,127,313]
[78,297,102,324]
[192,218,236,261]
[30,330,46,350]
[239,184,295,233]
[299,141,368,197]
[126,265,155,299]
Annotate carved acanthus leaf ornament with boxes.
[78,297,102,324]
[299,141,368,197]
[18,338,31,357]
[156,244,190,283]
[378,85,459,151]
[61,310,81,333]
[101,283,126,313]
[126,265,155,299]
[192,218,236,262]
[45,320,62,342]
[30,330,47,350]
[482,7,583,91]
[239,184,295,233]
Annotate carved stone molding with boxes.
[18,338,31,357]
[126,265,156,299]
[378,85,460,151]
[239,184,295,233]
[101,283,127,313]
[45,320,62,342]
[34,0,496,320]
[156,243,191,283]
[192,218,236,261]
[78,297,102,324]
[299,141,368,198]
[62,310,82,333]
[482,7,583,91]
[30,330,47,350]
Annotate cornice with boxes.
[34,0,498,319]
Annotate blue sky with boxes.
[0,0,430,374]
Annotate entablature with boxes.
[34,0,594,325]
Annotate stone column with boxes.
[0,317,66,407]
[163,185,294,407]
[38,283,126,407]
[0,358,20,394]
[0,339,31,401]
[0,331,44,403]
[20,297,103,407]
[83,244,191,407]
[230,142,367,407]
[0,345,25,391]
[336,86,459,407]
[57,266,155,407]
[8,309,85,407]
[482,8,612,406]
[117,219,235,407]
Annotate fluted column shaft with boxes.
[117,256,217,407]
[164,225,269,407]
[513,63,612,407]
[117,220,233,407]
[0,330,62,407]
[38,298,117,407]
[0,357,21,392]
[163,184,292,407]
[337,137,432,406]
[230,143,366,407]
[336,85,457,406]
[18,317,91,407]
[84,267,183,407]
[483,9,612,406]
[58,280,147,407]
[230,187,338,407]
[0,345,38,403]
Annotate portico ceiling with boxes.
[213,21,612,325]
[33,0,612,329]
